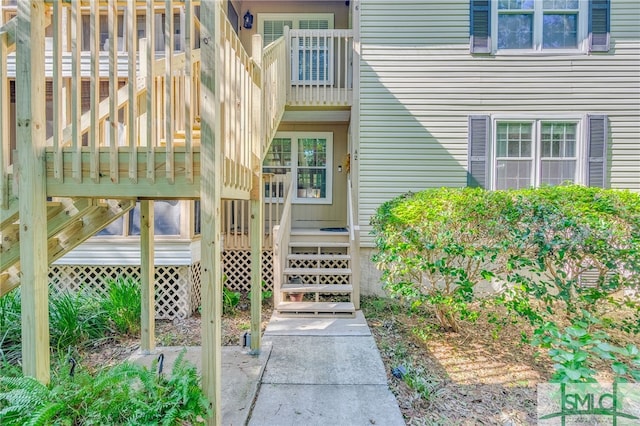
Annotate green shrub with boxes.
[0,351,210,425]
[371,187,517,331]
[101,276,142,336]
[223,287,241,314]
[372,185,640,381]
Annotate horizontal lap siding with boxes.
[358,0,640,245]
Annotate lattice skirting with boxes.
[49,263,201,320]
[223,250,274,292]
[48,251,273,319]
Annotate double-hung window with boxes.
[495,121,578,189]
[468,115,608,190]
[258,13,334,84]
[263,132,333,204]
[470,0,610,53]
[496,0,584,51]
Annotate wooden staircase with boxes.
[0,197,135,296]
[276,229,356,318]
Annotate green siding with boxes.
[358,0,640,245]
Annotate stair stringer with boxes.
[0,198,136,296]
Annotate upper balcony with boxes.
[0,2,353,208]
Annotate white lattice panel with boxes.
[49,264,199,319]
[48,249,274,319]
[222,250,274,292]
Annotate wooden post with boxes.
[200,1,223,424]
[249,34,263,354]
[140,200,156,353]
[17,0,50,383]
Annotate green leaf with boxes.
[564,368,582,381]
[611,362,628,376]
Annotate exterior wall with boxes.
[238,0,351,54]
[357,0,640,246]
[278,122,349,229]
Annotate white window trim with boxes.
[492,0,589,55]
[489,115,586,190]
[268,131,333,205]
[257,13,334,39]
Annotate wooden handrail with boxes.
[347,174,360,308]
[272,174,295,307]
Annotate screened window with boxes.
[494,121,579,190]
[259,14,334,84]
[263,132,333,204]
[495,0,585,51]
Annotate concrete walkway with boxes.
[128,311,404,425]
[248,311,405,426]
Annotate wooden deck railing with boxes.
[286,28,353,107]
[222,173,290,251]
[272,175,296,307]
[0,29,11,213]
[347,174,360,309]
[219,12,255,199]
[262,37,287,154]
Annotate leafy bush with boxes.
[371,187,517,331]
[223,287,241,314]
[101,276,142,335]
[372,185,640,381]
[0,351,210,425]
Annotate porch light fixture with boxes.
[243,10,253,29]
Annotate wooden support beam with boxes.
[16,0,50,384]
[146,0,156,182]
[140,200,156,353]
[200,1,223,424]
[249,34,263,354]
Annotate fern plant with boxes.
[0,351,210,425]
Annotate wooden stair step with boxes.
[281,284,353,293]
[287,254,351,261]
[289,242,350,248]
[276,302,356,317]
[284,267,352,276]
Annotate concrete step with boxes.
[281,284,353,293]
[276,302,356,318]
[284,268,352,276]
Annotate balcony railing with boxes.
[285,28,353,107]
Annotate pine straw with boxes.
[364,298,639,425]
[83,299,273,371]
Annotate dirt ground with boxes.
[80,296,637,426]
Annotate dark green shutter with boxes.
[470,0,491,54]
[468,115,490,188]
[589,0,610,52]
[586,115,608,188]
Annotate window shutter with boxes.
[470,0,491,54]
[468,115,490,188]
[589,0,610,52]
[586,115,608,188]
